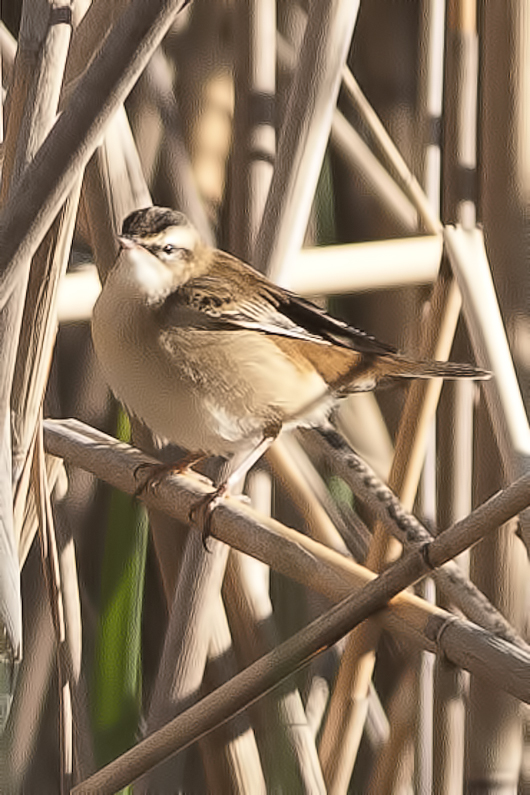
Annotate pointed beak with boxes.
[117,235,141,250]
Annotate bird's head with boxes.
[118,206,207,287]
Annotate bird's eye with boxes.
[163,244,176,255]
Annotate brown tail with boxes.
[377,354,491,381]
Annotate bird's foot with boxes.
[189,484,230,550]
[133,453,206,498]
[190,489,252,550]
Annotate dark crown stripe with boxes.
[122,206,190,237]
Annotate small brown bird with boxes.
[92,206,489,501]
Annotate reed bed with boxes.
[0,2,529,793]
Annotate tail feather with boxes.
[377,355,491,381]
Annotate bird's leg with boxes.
[190,424,281,548]
[134,451,207,497]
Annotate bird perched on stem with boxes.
[92,206,489,520]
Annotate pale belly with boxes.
[92,290,331,457]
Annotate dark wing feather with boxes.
[273,289,397,356]
[158,250,397,356]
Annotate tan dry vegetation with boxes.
[0,1,529,793]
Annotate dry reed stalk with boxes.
[0,10,38,207]
[271,432,372,561]
[224,472,326,794]
[444,0,478,230]
[0,0,191,680]
[9,4,72,189]
[465,3,530,789]
[141,534,231,792]
[366,664,418,794]
[16,453,64,565]
[225,551,327,793]
[446,229,529,788]
[341,68,442,236]
[318,269,462,789]
[305,675,331,742]
[63,0,127,88]
[429,2,479,788]
[433,661,467,795]
[329,110,419,234]
[445,227,530,497]
[0,0,188,302]
[134,426,190,606]
[152,539,230,720]
[42,418,530,701]
[286,235,443,295]
[140,49,214,243]
[11,179,82,524]
[6,520,91,791]
[200,597,266,795]
[254,0,361,281]
[0,21,34,684]
[276,29,430,240]
[388,256,460,519]
[32,418,72,794]
[0,564,55,791]
[433,382,472,795]
[267,437,351,558]
[418,0,446,218]
[307,426,526,649]
[335,392,394,482]
[0,0,74,701]
[7,0,77,587]
[283,433,374,561]
[52,233,443,324]
[227,4,326,785]
[120,65,163,202]
[415,4,455,786]
[55,266,100,324]
[467,519,526,792]
[82,106,151,279]
[229,0,276,260]
[0,46,4,171]
[69,461,530,793]
[0,23,16,86]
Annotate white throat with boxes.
[115,246,173,301]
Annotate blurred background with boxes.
[1,0,530,792]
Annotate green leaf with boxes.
[91,408,148,791]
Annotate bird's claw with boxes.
[189,485,228,551]
[133,462,162,498]
[133,455,207,498]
